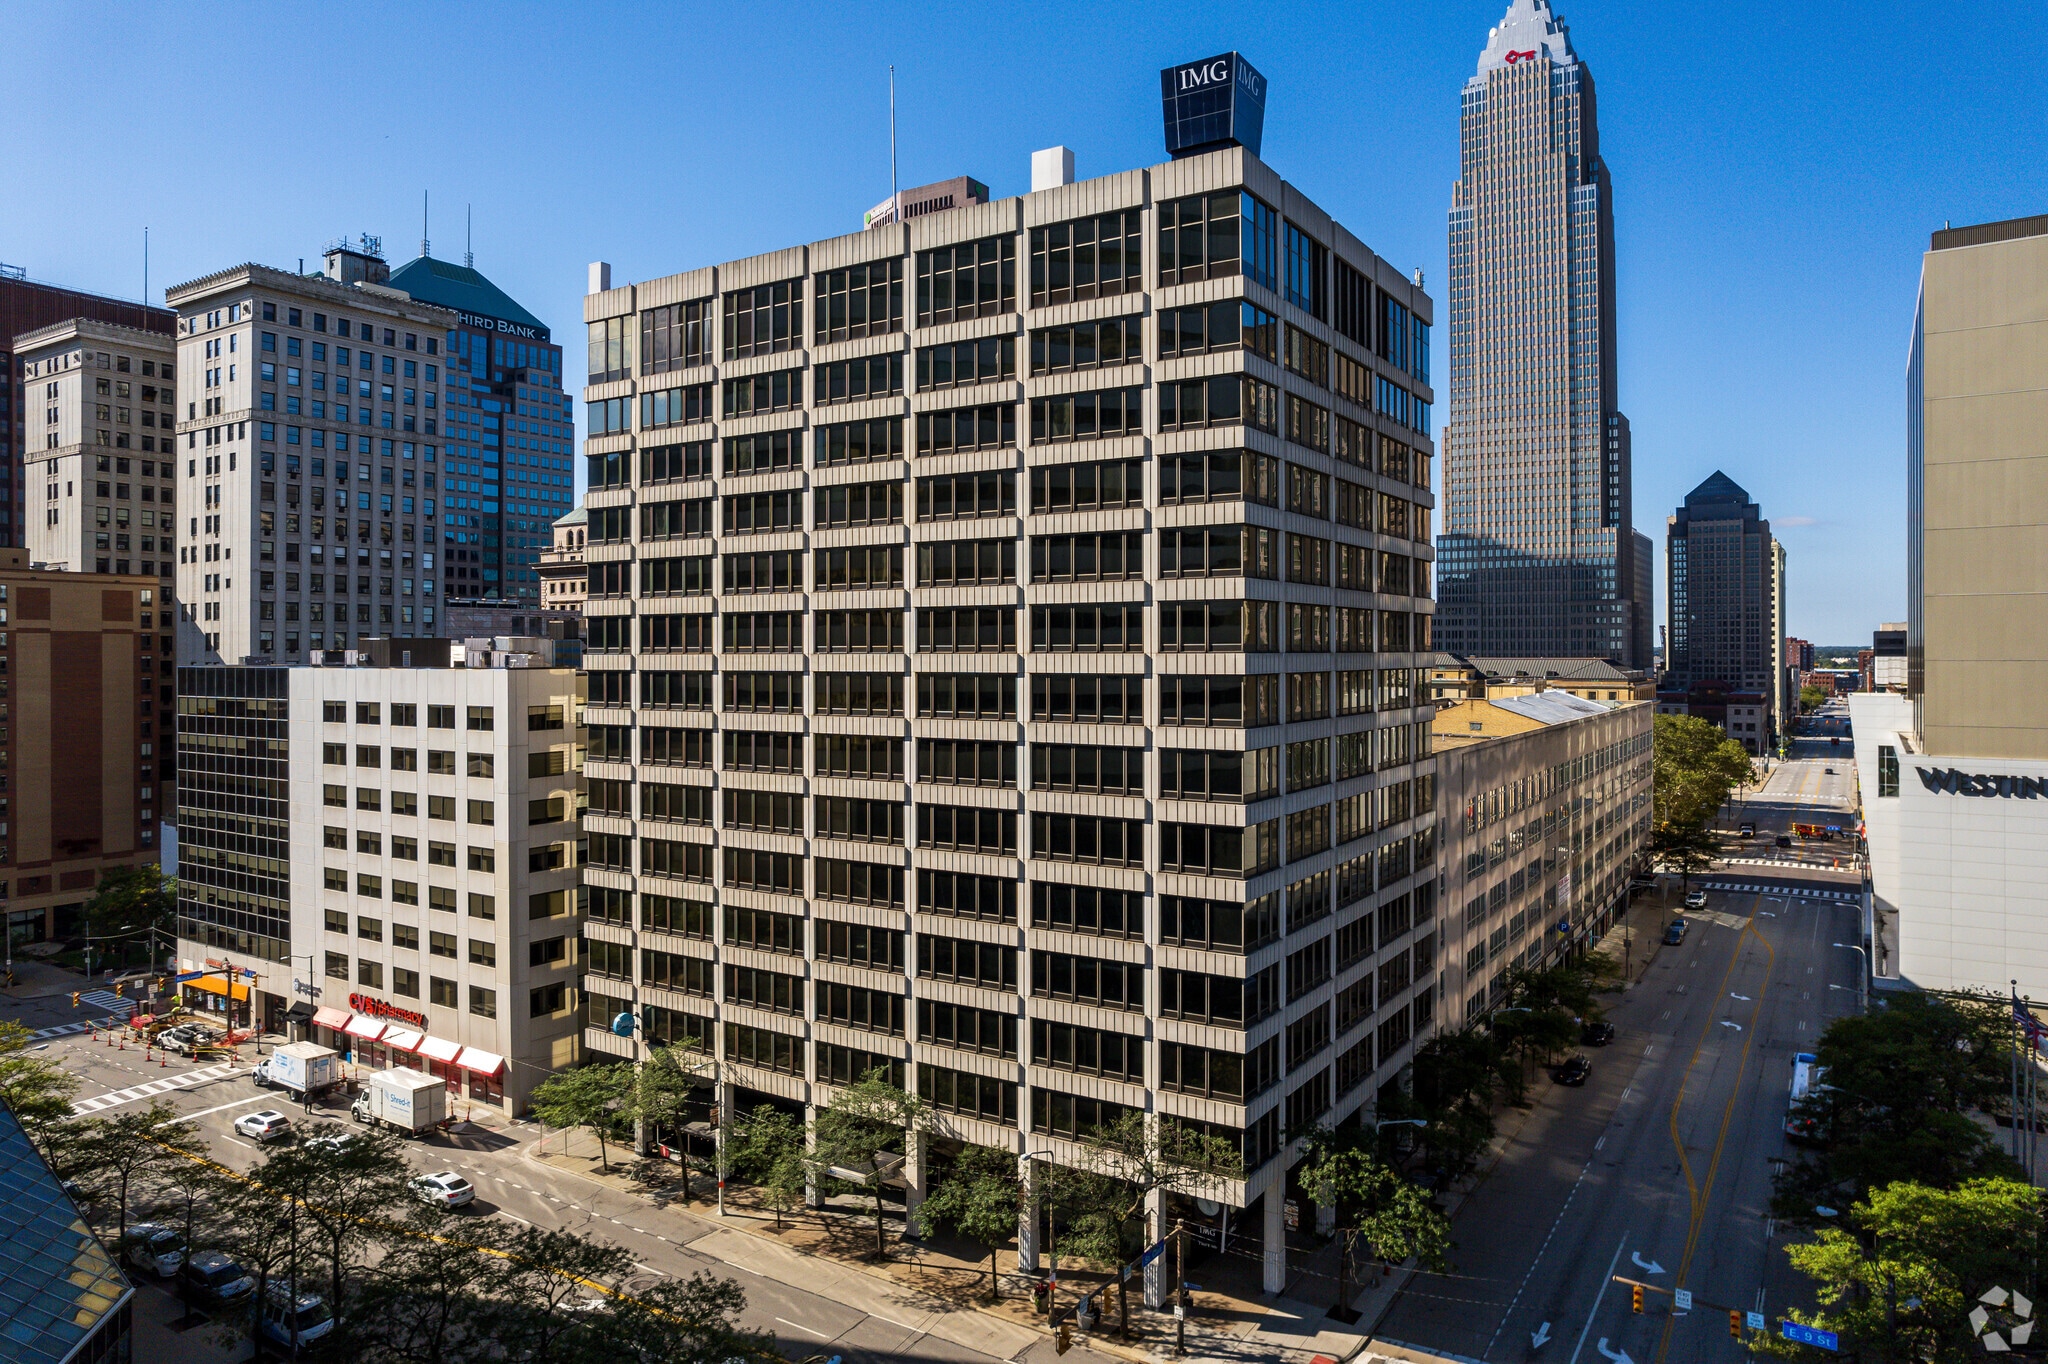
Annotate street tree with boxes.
[1396,1027,1501,1176]
[1298,1137,1451,1320]
[1652,713,1753,882]
[726,1104,806,1227]
[83,865,176,965]
[70,1099,191,1241]
[1760,1178,2045,1363]
[812,1068,929,1258]
[603,1270,782,1364]
[1799,685,1826,714]
[1772,990,2019,1228]
[339,1203,510,1363]
[214,1143,315,1361]
[147,1136,234,1322]
[631,1038,709,1152]
[531,1061,636,1170]
[292,1122,416,1328]
[0,1018,81,1154]
[913,1142,1021,1299]
[1073,1112,1243,1337]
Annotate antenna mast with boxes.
[421,190,430,258]
[465,204,473,268]
[143,227,149,304]
[889,66,898,213]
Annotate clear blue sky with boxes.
[4,2,2037,644]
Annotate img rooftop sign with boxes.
[1916,767,2048,798]
[1160,52,1267,159]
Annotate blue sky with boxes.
[3,1,2036,644]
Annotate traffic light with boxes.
[71,992,80,1008]
[1632,1285,1644,1314]
[1729,1310,1742,1338]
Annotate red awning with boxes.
[455,1047,505,1076]
[382,1028,424,1053]
[312,1007,352,1030]
[343,1015,386,1042]
[417,1035,462,1063]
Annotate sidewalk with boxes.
[526,1133,1370,1364]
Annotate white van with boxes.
[1785,1052,1827,1141]
[258,1281,335,1347]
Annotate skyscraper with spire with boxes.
[1436,0,1652,668]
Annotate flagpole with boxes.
[2014,983,2023,1165]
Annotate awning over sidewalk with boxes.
[417,1035,462,1063]
[382,1029,424,1053]
[312,1006,351,1030]
[343,1015,386,1042]
[282,1002,315,1025]
[185,975,250,1003]
[454,1047,504,1076]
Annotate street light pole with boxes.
[1832,942,1868,1013]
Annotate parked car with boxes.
[1824,767,1836,775]
[258,1282,335,1347]
[180,1250,256,1309]
[119,1223,186,1278]
[234,1110,294,1143]
[1581,1020,1617,1047]
[302,1132,359,1157]
[1664,919,1690,946]
[1683,890,1709,909]
[410,1171,476,1209]
[1776,835,1793,848]
[1552,1055,1592,1086]
[156,1026,208,1055]
[1738,823,1756,837]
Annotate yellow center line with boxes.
[1655,895,1774,1364]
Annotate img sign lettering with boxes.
[1160,51,1268,160]
[1916,767,2048,799]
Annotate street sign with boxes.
[1780,1321,1839,1351]
[1747,1312,1766,1330]
[1673,1289,1692,1313]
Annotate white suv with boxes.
[234,1110,293,1143]
[410,1171,475,1208]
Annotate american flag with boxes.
[2015,991,2044,1051]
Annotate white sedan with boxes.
[410,1171,475,1208]
[119,1223,187,1278]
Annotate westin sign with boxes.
[1160,52,1266,159]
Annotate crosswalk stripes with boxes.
[30,1020,96,1041]
[69,1062,239,1117]
[1699,880,1860,903]
[80,991,137,1018]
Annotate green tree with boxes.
[1395,1027,1501,1176]
[335,1203,508,1363]
[70,1100,191,1241]
[1761,1178,2045,1362]
[1652,713,1753,883]
[631,1039,709,1156]
[531,1062,637,1170]
[292,1122,415,1330]
[83,865,176,965]
[725,1104,806,1227]
[913,1143,1021,1300]
[1298,1138,1451,1320]
[602,1269,782,1364]
[812,1069,928,1258]
[0,1019,81,1153]
[1799,685,1826,714]
[1773,991,2019,1228]
[214,1142,315,1361]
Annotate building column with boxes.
[1016,1156,1039,1273]
[803,1103,822,1208]
[1143,1186,1168,1308]
[902,1127,929,1235]
[1264,1190,1287,1294]
[714,1076,732,1216]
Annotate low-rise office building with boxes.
[177,641,583,1115]
[1433,692,1652,1022]
[1426,655,1649,705]
[537,506,587,615]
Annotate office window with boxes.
[722,280,802,359]
[1283,222,1328,318]
[917,335,1014,390]
[916,235,1015,325]
[815,260,903,342]
[814,353,903,406]
[1158,190,1276,290]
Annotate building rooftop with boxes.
[1489,692,1614,724]
[386,255,548,336]
[1441,655,1635,682]
[0,1100,132,1364]
[1473,0,1579,79]
[553,505,586,527]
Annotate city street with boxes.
[1371,716,1868,1364]
[18,1018,1050,1364]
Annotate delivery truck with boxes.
[253,1042,339,1099]
[351,1067,449,1137]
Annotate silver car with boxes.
[119,1223,186,1278]
[410,1171,475,1208]
[234,1110,294,1143]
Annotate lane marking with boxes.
[1568,1236,1630,1364]
[1484,1155,1598,1358]
[158,1092,284,1125]
[499,1211,533,1226]
[634,1261,668,1275]
[775,1316,830,1339]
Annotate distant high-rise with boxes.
[1663,471,1784,751]
[1437,0,1650,667]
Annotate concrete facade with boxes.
[165,245,459,667]
[578,141,1441,1290]
[538,506,587,615]
[1433,692,1652,1023]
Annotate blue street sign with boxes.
[1780,1321,1839,1351]
[611,1011,636,1037]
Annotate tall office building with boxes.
[1855,212,2048,999]
[1438,0,1651,668]
[165,240,459,665]
[2,265,176,549]
[578,79,1441,1289]
[385,253,572,603]
[1665,474,1780,693]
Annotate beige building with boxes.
[0,550,170,948]
[17,320,180,582]
[578,140,1441,1291]
[537,505,586,614]
[1426,655,1650,705]
[165,240,460,667]
[1433,692,1652,1022]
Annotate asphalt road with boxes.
[20,1019,1049,1364]
[1720,726,1861,870]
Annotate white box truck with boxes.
[351,1067,449,1136]
[255,1042,340,1098]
